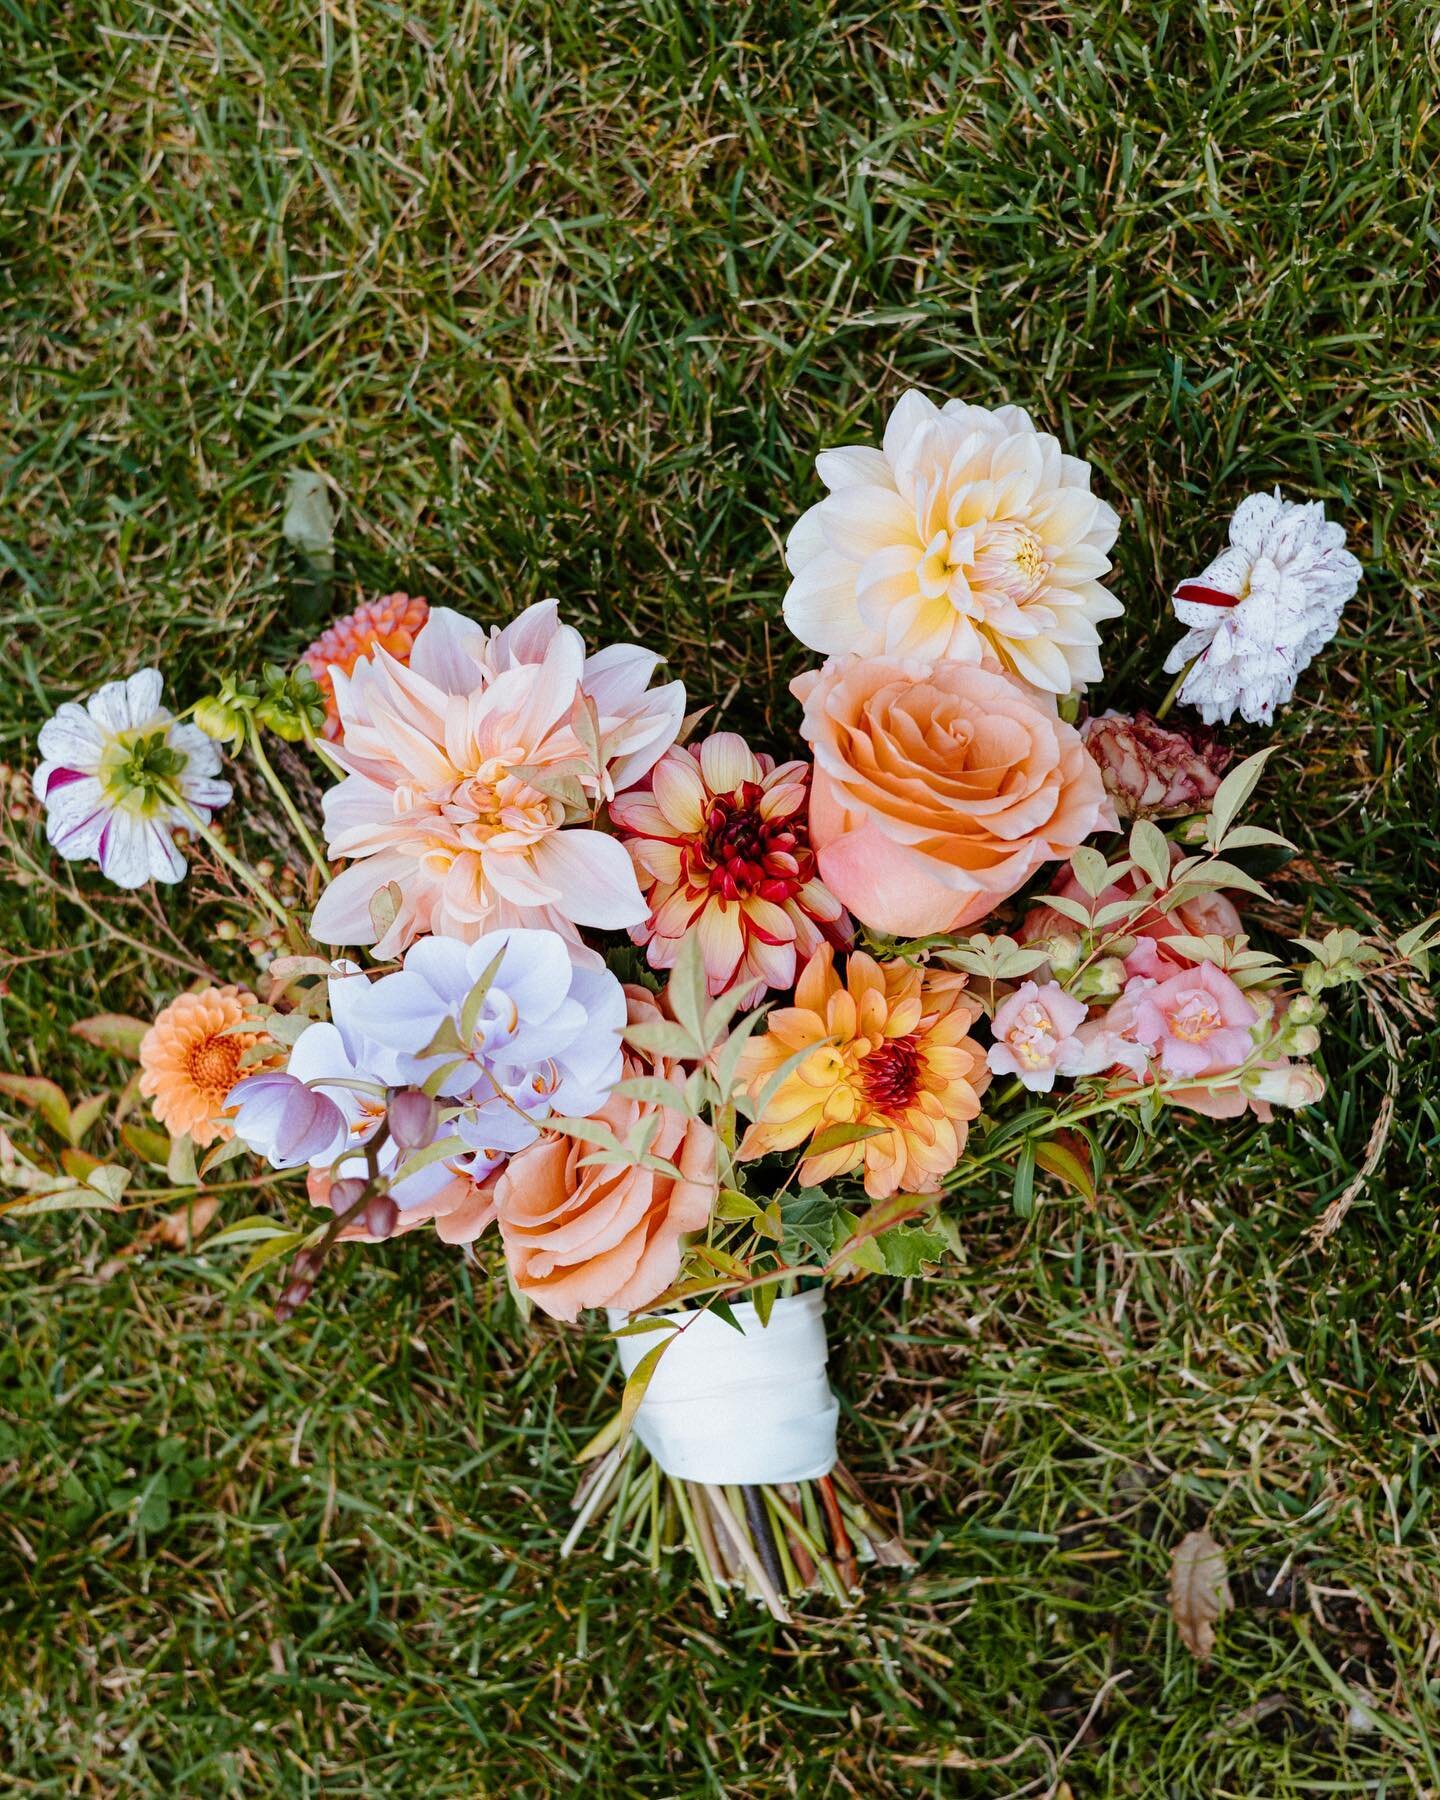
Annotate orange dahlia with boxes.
[301,593,430,739]
[737,947,990,1198]
[139,987,273,1146]
[610,732,850,1004]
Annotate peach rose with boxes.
[493,985,716,1322]
[794,656,1116,938]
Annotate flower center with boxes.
[187,1036,242,1103]
[690,782,814,904]
[1007,1002,1059,1069]
[99,726,186,816]
[968,522,1050,604]
[860,1034,923,1111]
[1169,995,1223,1043]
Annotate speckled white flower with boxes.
[1163,491,1362,725]
[33,670,231,888]
[782,391,1122,695]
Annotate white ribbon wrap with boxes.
[609,1291,839,1485]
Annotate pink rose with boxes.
[794,657,1116,938]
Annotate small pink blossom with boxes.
[1130,962,1258,1080]
[988,981,1095,1092]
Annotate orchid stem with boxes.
[246,720,331,884]
[1153,653,1199,723]
[167,792,291,925]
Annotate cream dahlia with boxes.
[783,391,1122,695]
[308,601,684,957]
[1163,490,1362,725]
[610,732,850,1003]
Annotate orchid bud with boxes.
[364,1193,400,1240]
[1250,1064,1326,1109]
[328,1177,368,1214]
[387,1086,439,1152]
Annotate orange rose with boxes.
[493,986,716,1322]
[794,657,1116,938]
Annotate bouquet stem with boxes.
[564,1436,912,1624]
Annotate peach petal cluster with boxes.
[783,391,1121,694]
[737,947,990,1198]
[308,1167,498,1246]
[493,986,717,1321]
[309,600,684,958]
[302,593,431,740]
[139,987,274,1147]
[795,656,1116,939]
[611,732,850,1005]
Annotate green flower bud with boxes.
[194,694,248,745]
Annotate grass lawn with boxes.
[3,1,1439,1792]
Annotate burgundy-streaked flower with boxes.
[1079,709,1230,820]
[610,732,851,1003]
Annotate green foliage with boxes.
[1,0,1438,1793]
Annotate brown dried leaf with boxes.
[1169,1528,1233,1661]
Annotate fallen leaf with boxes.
[1170,1528,1233,1661]
[70,1014,150,1059]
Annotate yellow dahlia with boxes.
[737,948,990,1198]
[783,391,1121,695]
[302,593,430,739]
[139,987,273,1146]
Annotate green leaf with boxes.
[1129,819,1172,890]
[618,1336,673,1440]
[241,1230,307,1279]
[1070,846,1111,898]
[664,930,711,1053]
[70,1014,149,1059]
[1034,1138,1096,1201]
[67,1094,108,1146]
[166,1134,198,1187]
[208,1214,295,1247]
[1012,1141,1037,1219]
[0,1074,74,1141]
[879,1224,949,1277]
[459,947,508,1050]
[122,1123,173,1169]
[1206,747,1273,847]
[807,1120,888,1156]
[282,468,335,564]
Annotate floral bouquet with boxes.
[9,392,1431,1626]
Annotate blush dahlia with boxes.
[610,732,851,1004]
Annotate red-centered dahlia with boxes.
[301,593,430,739]
[610,732,851,1003]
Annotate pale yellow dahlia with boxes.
[783,391,1122,695]
[737,948,990,1199]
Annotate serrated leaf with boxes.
[1169,1528,1232,1662]
[70,1014,149,1059]
[879,1224,948,1277]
